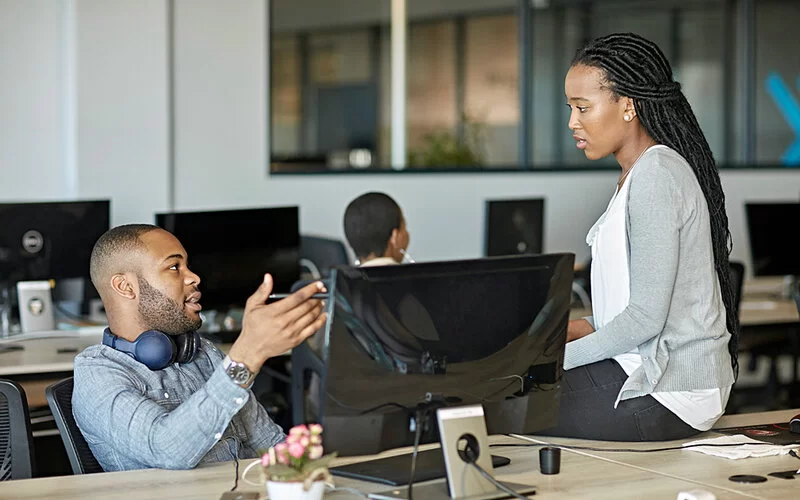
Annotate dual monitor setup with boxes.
[0,201,302,335]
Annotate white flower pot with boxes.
[266,480,325,500]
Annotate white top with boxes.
[588,145,729,431]
[359,257,400,267]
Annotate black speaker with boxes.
[484,198,545,257]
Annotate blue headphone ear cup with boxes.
[133,330,177,370]
[173,331,200,364]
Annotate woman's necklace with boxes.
[617,142,655,189]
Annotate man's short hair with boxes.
[343,192,402,259]
[89,224,160,291]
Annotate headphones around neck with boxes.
[102,328,200,371]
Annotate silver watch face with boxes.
[227,362,251,384]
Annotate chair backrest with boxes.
[729,261,745,318]
[0,379,34,480]
[291,340,325,426]
[45,377,103,475]
[300,235,349,278]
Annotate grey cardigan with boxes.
[564,146,734,401]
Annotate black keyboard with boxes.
[331,449,510,486]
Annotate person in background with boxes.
[541,32,739,441]
[343,192,412,267]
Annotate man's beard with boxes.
[137,277,202,336]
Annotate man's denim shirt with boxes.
[72,338,284,471]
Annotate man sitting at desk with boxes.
[72,224,327,471]
[343,192,412,267]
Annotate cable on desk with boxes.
[407,409,425,500]
[468,461,529,500]
[225,437,240,491]
[493,435,796,453]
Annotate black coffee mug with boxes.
[539,447,561,475]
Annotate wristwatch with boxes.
[222,355,256,388]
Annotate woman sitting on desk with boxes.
[542,32,739,441]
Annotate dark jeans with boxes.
[537,359,700,441]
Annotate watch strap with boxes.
[222,355,256,388]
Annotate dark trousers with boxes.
[537,359,700,441]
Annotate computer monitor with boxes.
[744,202,800,277]
[155,206,301,311]
[484,198,545,257]
[317,253,573,459]
[0,200,110,285]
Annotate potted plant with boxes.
[259,424,337,500]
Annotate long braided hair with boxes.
[573,33,739,379]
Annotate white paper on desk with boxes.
[683,434,799,459]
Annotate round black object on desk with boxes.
[539,447,561,474]
[729,474,767,484]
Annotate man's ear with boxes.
[110,273,137,300]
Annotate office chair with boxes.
[0,379,35,480]
[290,340,325,426]
[45,378,103,474]
[300,235,349,279]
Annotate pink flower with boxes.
[288,442,305,459]
[275,443,289,465]
[309,424,323,435]
[261,453,271,467]
[300,436,310,448]
[286,433,299,445]
[310,434,322,445]
[309,445,324,460]
[289,425,309,437]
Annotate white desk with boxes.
[514,409,800,500]
[0,330,105,377]
[0,430,778,500]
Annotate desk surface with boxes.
[2,411,798,499]
[518,409,800,500]
[0,333,103,376]
[570,298,799,327]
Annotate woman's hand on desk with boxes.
[567,319,595,343]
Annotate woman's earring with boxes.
[624,115,632,122]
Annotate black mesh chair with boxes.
[290,340,325,426]
[45,378,103,474]
[300,235,350,279]
[0,379,34,480]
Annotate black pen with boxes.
[268,293,329,300]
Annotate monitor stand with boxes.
[369,404,536,499]
[368,480,536,500]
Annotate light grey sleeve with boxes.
[565,160,681,369]
[239,389,286,453]
[73,358,251,470]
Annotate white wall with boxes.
[75,0,170,224]
[0,0,69,200]
[1,0,799,276]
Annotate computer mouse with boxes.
[790,414,800,434]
